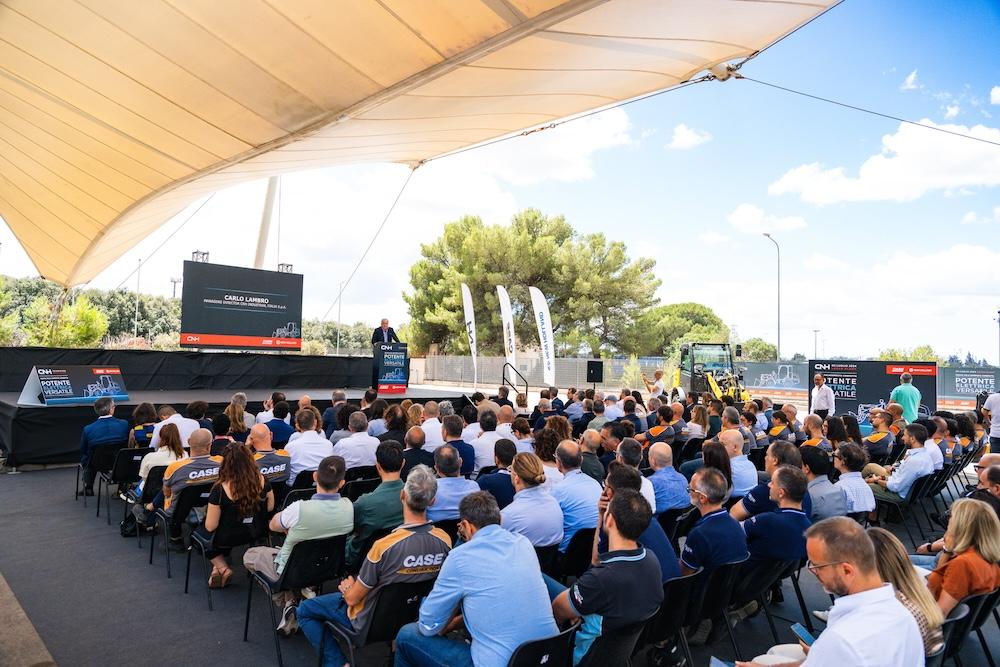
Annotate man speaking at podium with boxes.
[371,318,400,345]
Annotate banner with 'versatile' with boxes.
[528,286,555,387]
[496,285,517,387]
[460,283,478,388]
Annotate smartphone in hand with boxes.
[790,622,816,646]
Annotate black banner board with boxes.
[808,360,937,426]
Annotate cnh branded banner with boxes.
[529,286,555,387]
[460,283,478,388]
[496,285,517,386]
[180,261,303,351]
[808,360,937,426]
[18,365,129,406]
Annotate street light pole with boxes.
[763,233,781,360]
[336,282,344,355]
[813,329,819,359]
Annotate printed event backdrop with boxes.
[807,360,938,425]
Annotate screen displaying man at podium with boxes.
[371,318,400,345]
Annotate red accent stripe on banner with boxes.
[378,383,408,394]
[885,364,937,376]
[179,333,301,349]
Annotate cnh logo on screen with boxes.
[185,335,200,343]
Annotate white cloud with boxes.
[961,207,1000,225]
[726,203,806,234]
[768,120,1000,204]
[698,231,730,245]
[900,69,921,91]
[944,104,960,119]
[667,123,712,150]
[991,86,1000,105]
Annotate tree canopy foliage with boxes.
[740,337,778,362]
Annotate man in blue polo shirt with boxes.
[742,465,812,563]
[647,443,690,514]
[551,440,602,551]
[730,441,813,521]
[680,467,748,574]
[476,439,517,509]
[441,414,476,477]
[396,492,557,667]
[264,401,295,444]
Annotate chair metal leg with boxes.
[722,613,742,662]
[268,591,284,667]
[791,574,814,633]
[244,576,253,642]
[760,594,780,645]
[75,466,80,501]
[149,523,156,564]
[105,481,113,525]
[677,630,694,667]
[96,477,102,518]
[976,628,996,667]
[202,550,213,611]
[185,547,193,594]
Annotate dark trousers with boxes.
[82,467,97,489]
[815,409,829,420]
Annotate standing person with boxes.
[642,369,667,399]
[79,397,130,495]
[889,372,921,424]
[982,390,1000,451]
[370,318,400,344]
[811,373,836,419]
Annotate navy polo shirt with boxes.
[447,439,476,477]
[680,509,748,572]
[477,469,515,509]
[597,515,680,583]
[740,482,813,518]
[743,508,812,562]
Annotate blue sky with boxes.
[1,0,999,361]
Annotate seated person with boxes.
[331,411,380,470]
[425,445,479,523]
[395,492,558,666]
[297,465,452,666]
[129,402,157,448]
[801,445,847,521]
[264,401,295,444]
[782,404,807,445]
[243,455,354,635]
[476,439,517,509]
[441,414,476,477]
[731,442,813,521]
[187,400,213,430]
[647,443,690,514]
[501,453,563,548]
[832,442,876,514]
[137,422,188,493]
[400,426,434,480]
[151,404,200,448]
[801,414,832,451]
[862,409,895,461]
[864,424,934,511]
[681,467,748,574]
[79,397,130,495]
[742,465,811,563]
[766,409,795,444]
[210,413,235,455]
[155,429,222,547]
[345,441,405,570]
[548,488,664,665]
[246,423,291,486]
[285,408,334,481]
[195,445,274,588]
[925,498,1000,616]
[551,440,602,552]
[470,410,506,473]
[616,438,656,510]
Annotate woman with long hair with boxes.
[544,415,572,443]
[822,416,849,451]
[842,414,864,446]
[378,404,408,443]
[501,452,563,547]
[138,422,187,483]
[687,405,709,439]
[225,402,250,443]
[867,527,944,656]
[200,445,274,587]
[406,403,424,430]
[129,402,158,448]
[514,392,529,416]
[701,442,733,492]
[532,428,564,489]
[925,498,1000,615]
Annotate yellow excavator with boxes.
[668,342,752,404]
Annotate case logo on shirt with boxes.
[188,467,220,480]
[261,464,287,476]
[402,553,446,568]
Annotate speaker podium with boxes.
[373,342,409,394]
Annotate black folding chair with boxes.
[148,482,214,578]
[342,478,380,502]
[346,527,394,574]
[289,470,317,490]
[725,559,797,660]
[97,448,145,524]
[874,473,936,549]
[319,579,435,667]
[345,466,377,482]
[280,487,316,511]
[637,567,707,667]
[943,590,993,667]
[432,519,459,543]
[243,534,347,667]
[560,528,596,582]
[577,617,649,667]
[76,441,125,507]
[669,507,701,553]
[687,556,750,660]
[927,603,970,667]
[534,544,561,578]
[128,466,166,549]
[656,506,693,541]
[968,587,1000,667]
[185,498,269,610]
[679,438,704,464]
[507,619,580,667]
[779,559,819,633]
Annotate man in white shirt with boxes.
[150,405,200,448]
[256,391,291,425]
[810,373,836,419]
[642,369,667,399]
[738,516,923,667]
[331,411,380,470]
[285,408,334,480]
[470,410,506,473]
[982,391,1000,449]
[495,405,516,440]
[420,401,445,453]
[603,396,625,421]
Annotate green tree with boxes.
[0,278,18,345]
[627,302,729,358]
[84,288,180,339]
[22,295,108,347]
[740,337,777,362]
[405,209,659,356]
[876,345,943,364]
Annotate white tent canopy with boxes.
[0,0,837,286]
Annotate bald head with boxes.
[189,427,213,455]
[649,442,672,470]
[247,423,272,451]
[979,453,1000,468]
[671,402,684,419]
[498,405,514,424]
[803,414,823,436]
[555,440,582,472]
[403,426,426,450]
[581,429,602,453]
[719,429,744,458]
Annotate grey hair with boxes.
[332,389,346,402]
[403,464,438,512]
[538,398,551,412]
[438,400,455,417]
[722,406,741,425]
[348,411,369,433]
[231,392,248,408]
[649,397,662,410]
[693,467,729,504]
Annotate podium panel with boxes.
[374,343,409,394]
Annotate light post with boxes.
[813,329,819,359]
[763,233,781,360]
[336,282,344,355]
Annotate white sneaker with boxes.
[277,602,298,635]
[812,609,830,623]
[300,587,317,600]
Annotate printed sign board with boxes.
[808,360,937,426]
[375,343,409,394]
[18,365,129,406]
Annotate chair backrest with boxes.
[642,568,707,647]
[281,487,317,510]
[212,496,270,548]
[507,619,580,667]
[846,511,869,526]
[110,448,146,483]
[345,465,377,482]
[969,586,1000,632]
[291,469,317,490]
[669,507,701,551]
[680,438,704,463]
[167,482,214,530]
[139,466,167,504]
[534,544,561,578]
[279,533,347,590]
[729,559,795,608]
[576,617,648,667]
[929,603,970,667]
[432,519,459,543]
[364,579,437,644]
[478,465,499,477]
[561,528,596,580]
[908,473,937,503]
[88,441,127,472]
[342,477,381,502]
[656,506,693,540]
[944,590,993,659]
[695,556,751,622]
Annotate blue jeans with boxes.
[298,593,354,667]
[908,553,941,570]
[680,457,703,481]
[394,622,473,667]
